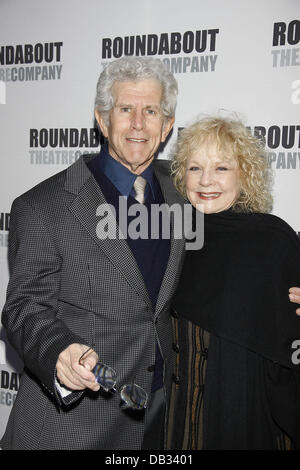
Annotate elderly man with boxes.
[1,57,185,450]
[2,57,300,451]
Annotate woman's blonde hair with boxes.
[171,116,273,213]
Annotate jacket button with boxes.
[147,365,155,372]
[172,373,180,384]
[201,347,208,359]
[172,342,180,353]
[170,308,178,319]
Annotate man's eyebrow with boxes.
[115,103,161,109]
[116,103,133,107]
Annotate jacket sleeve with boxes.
[266,229,300,449]
[1,196,86,406]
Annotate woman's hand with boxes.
[289,287,300,315]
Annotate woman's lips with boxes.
[197,192,221,200]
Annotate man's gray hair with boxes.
[95,57,178,126]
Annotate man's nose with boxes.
[131,109,145,130]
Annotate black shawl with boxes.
[173,208,300,449]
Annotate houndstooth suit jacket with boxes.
[1,154,186,450]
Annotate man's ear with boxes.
[161,117,175,142]
[95,110,109,138]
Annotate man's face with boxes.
[95,79,174,174]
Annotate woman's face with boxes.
[185,140,241,213]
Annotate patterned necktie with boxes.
[133,176,147,204]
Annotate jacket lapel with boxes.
[64,156,186,316]
[65,156,152,309]
[153,161,186,317]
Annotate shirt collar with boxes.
[98,145,158,199]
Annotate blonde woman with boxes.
[167,117,300,450]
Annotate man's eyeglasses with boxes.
[79,347,148,411]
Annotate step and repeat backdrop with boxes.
[0,0,299,439]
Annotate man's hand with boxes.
[56,343,100,392]
[289,287,300,315]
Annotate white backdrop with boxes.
[0,0,299,439]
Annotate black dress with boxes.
[167,209,300,450]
